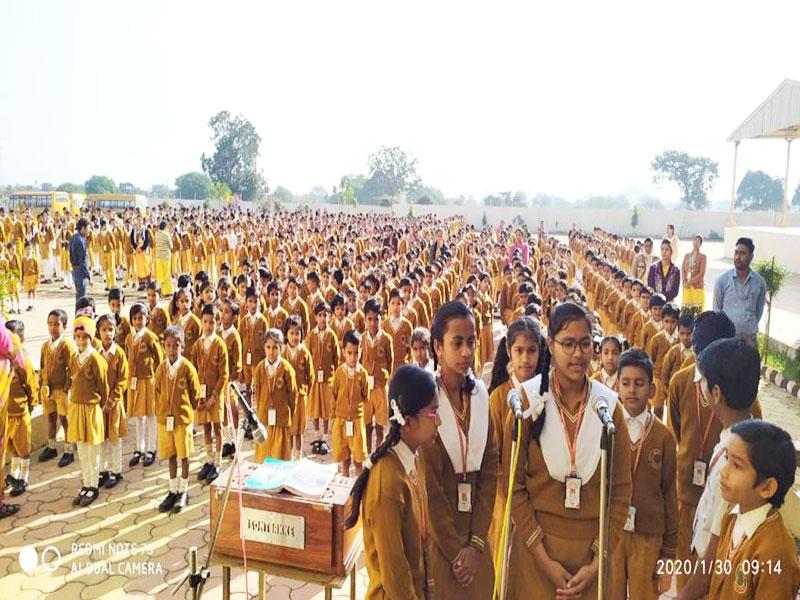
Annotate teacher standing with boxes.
[713,237,766,346]
[69,217,92,303]
[647,239,680,303]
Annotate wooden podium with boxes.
[208,462,363,600]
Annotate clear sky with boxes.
[1,0,798,205]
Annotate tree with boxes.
[792,181,800,206]
[333,176,357,207]
[575,195,629,209]
[530,193,570,208]
[84,175,117,194]
[175,172,213,200]
[736,170,783,211]
[56,182,84,193]
[119,182,143,195]
[201,111,267,201]
[651,150,719,210]
[754,257,789,355]
[150,184,173,199]
[210,181,232,203]
[631,204,640,230]
[365,146,421,202]
[638,195,664,209]
[40,182,54,191]
[272,186,294,204]
[407,184,446,205]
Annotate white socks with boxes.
[146,415,157,453]
[169,478,178,494]
[47,438,56,450]
[179,478,188,493]
[10,457,20,479]
[20,458,30,483]
[135,417,146,453]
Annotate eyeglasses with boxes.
[553,337,593,355]
[418,409,440,419]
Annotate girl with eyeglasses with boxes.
[507,301,632,599]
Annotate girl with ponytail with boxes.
[344,364,440,600]
[486,316,544,556]
[421,301,498,598]
[507,301,632,599]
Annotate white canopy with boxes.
[728,78,800,142]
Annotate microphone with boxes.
[593,397,616,434]
[229,383,267,444]
[507,388,524,420]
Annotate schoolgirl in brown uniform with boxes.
[265,281,289,331]
[252,329,297,462]
[509,302,632,599]
[126,302,165,468]
[345,364,441,598]
[108,288,132,348]
[174,287,201,359]
[383,289,414,374]
[145,282,171,343]
[97,314,129,489]
[219,299,242,458]
[192,304,229,482]
[360,298,394,454]
[308,301,340,453]
[421,301,498,599]
[4,320,37,497]
[283,276,310,336]
[69,316,109,507]
[284,315,314,459]
[486,316,542,557]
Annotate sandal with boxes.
[0,503,20,519]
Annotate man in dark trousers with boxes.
[69,217,92,302]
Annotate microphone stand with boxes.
[173,382,254,600]
[497,414,521,600]
[597,420,615,600]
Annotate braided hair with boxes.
[532,302,593,444]
[344,364,437,529]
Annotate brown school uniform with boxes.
[661,344,692,402]
[67,350,108,446]
[708,508,800,600]
[126,328,164,418]
[265,305,289,332]
[331,363,369,463]
[100,343,129,442]
[154,356,200,460]
[508,379,632,599]
[285,343,314,436]
[308,327,340,420]
[178,311,202,360]
[421,381,498,599]
[611,413,677,600]
[646,329,678,411]
[362,446,430,600]
[147,304,171,342]
[39,336,76,417]
[331,315,354,347]
[239,311,268,386]
[113,315,132,349]
[6,353,38,457]
[252,357,297,462]
[359,329,394,428]
[190,333,229,424]
[667,363,763,589]
[382,315,414,374]
[486,378,518,557]
[639,320,661,354]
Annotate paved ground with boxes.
[1,272,799,599]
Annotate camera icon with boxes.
[19,545,61,573]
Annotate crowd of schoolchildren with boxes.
[0,206,798,599]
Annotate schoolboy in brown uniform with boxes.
[359,299,394,454]
[265,281,289,332]
[219,299,242,458]
[145,282,171,342]
[155,326,200,514]
[611,350,677,600]
[239,286,268,390]
[639,293,665,351]
[646,302,679,419]
[331,330,369,476]
[38,309,77,467]
[4,321,37,496]
[308,301,340,453]
[383,289,414,374]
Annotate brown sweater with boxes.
[628,414,677,557]
[252,358,297,427]
[331,364,369,420]
[382,317,413,373]
[221,327,243,381]
[101,344,129,409]
[285,344,314,397]
[308,327,340,383]
[39,337,76,392]
[190,334,229,403]
[154,357,200,425]
[359,330,394,388]
[126,328,164,380]
[69,352,109,406]
[709,508,800,599]
[147,305,171,341]
[8,355,37,416]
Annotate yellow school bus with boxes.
[87,193,147,214]
[8,191,74,214]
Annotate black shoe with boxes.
[104,473,123,489]
[317,441,330,456]
[142,451,156,467]
[5,473,17,487]
[38,447,58,462]
[244,427,253,440]
[159,492,178,513]
[79,487,100,507]
[197,462,212,481]
[58,452,75,468]
[73,487,89,506]
[98,471,110,487]
[129,451,142,467]
[9,480,27,497]
[204,465,219,482]
[171,491,188,513]
[310,440,320,455]
[221,443,235,458]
